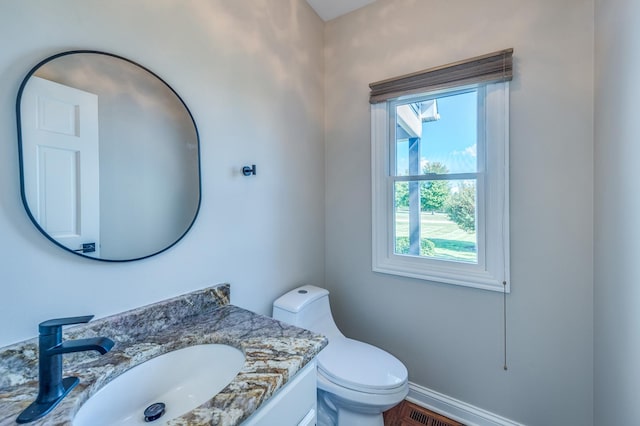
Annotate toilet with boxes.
[273,285,408,426]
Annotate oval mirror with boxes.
[17,51,201,261]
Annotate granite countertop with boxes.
[0,284,327,426]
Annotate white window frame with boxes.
[371,82,510,292]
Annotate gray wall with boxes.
[324,1,594,424]
[0,0,325,345]
[594,0,640,423]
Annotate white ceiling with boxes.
[306,0,376,21]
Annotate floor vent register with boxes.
[383,400,464,426]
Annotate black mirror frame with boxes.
[16,50,202,262]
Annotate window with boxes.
[370,50,512,292]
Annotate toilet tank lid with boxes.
[273,285,329,313]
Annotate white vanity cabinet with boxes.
[242,360,317,426]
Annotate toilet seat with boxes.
[318,337,408,394]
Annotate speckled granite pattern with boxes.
[0,284,327,426]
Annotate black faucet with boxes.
[16,315,115,424]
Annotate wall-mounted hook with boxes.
[242,165,256,176]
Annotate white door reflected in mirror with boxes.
[21,76,101,257]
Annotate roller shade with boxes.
[369,48,513,104]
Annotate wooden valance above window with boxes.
[369,48,513,104]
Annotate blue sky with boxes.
[396,90,477,175]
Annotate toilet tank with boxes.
[272,285,343,340]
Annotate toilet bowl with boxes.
[273,285,408,426]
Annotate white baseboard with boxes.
[406,382,524,426]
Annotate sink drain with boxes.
[143,402,166,422]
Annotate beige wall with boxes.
[594,0,640,423]
[324,1,594,424]
[0,0,325,345]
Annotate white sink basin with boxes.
[73,344,245,426]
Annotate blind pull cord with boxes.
[503,280,508,371]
